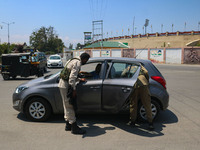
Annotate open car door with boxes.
[102,61,140,112]
[76,61,104,111]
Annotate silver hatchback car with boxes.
[13,57,169,122]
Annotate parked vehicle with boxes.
[12,57,169,122]
[47,54,63,68]
[1,52,47,80]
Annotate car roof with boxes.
[88,57,152,63]
[49,54,61,57]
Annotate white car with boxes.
[47,55,63,68]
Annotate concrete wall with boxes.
[150,49,164,63]
[135,49,148,60]
[109,34,200,49]
[111,49,121,57]
[184,48,200,64]
[166,48,182,64]
[73,47,200,64]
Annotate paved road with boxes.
[0,64,200,150]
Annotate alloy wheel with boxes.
[29,102,46,119]
[139,103,157,120]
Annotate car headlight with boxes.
[59,61,62,64]
[47,60,50,64]
[15,86,28,94]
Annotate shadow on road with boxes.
[1,71,51,81]
[17,109,178,138]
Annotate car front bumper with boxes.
[47,63,63,68]
[12,93,23,112]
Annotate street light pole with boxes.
[2,22,15,51]
[0,25,3,44]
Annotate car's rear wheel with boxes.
[44,66,47,73]
[12,75,17,79]
[138,99,160,122]
[25,98,52,122]
[37,69,44,77]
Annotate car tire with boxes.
[25,98,52,122]
[2,74,10,80]
[12,75,17,79]
[44,66,47,73]
[138,99,160,122]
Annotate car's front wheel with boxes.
[138,99,160,122]
[2,74,10,80]
[25,98,52,122]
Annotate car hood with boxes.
[18,76,46,88]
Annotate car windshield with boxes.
[31,56,38,62]
[49,56,60,60]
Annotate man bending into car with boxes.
[127,64,154,130]
[58,53,90,135]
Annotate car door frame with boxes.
[101,60,141,112]
[76,60,107,112]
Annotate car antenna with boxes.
[134,45,147,58]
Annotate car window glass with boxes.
[108,62,139,79]
[19,56,29,63]
[31,56,38,62]
[80,62,102,80]
[50,56,61,60]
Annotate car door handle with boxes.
[90,86,100,89]
[121,87,131,93]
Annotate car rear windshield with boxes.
[147,62,164,77]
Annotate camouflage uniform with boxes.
[129,65,153,123]
[58,57,81,124]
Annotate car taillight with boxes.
[151,76,166,89]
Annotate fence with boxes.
[73,47,200,64]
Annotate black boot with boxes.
[65,121,71,131]
[71,122,86,135]
[127,120,136,127]
[148,122,154,131]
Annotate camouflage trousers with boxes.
[130,85,153,123]
[59,87,76,124]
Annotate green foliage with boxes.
[69,43,73,50]
[196,43,200,46]
[0,43,16,56]
[76,43,82,50]
[30,26,65,53]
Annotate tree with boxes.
[30,26,65,53]
[0,43,16,56]
[69,43,73,50]
[76,43,82,50]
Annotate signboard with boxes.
[150,49,164,63]
[85,35,92,40]
[101,50,110,57]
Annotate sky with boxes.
[0,0,200,48]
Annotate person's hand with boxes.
[80,78,86,82]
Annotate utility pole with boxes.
[144,19,149,34]
[2,22,15,51]
[198,22,200,31]
[0,25,3,44]
[133,16,135,35]
[184,22,186,31]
